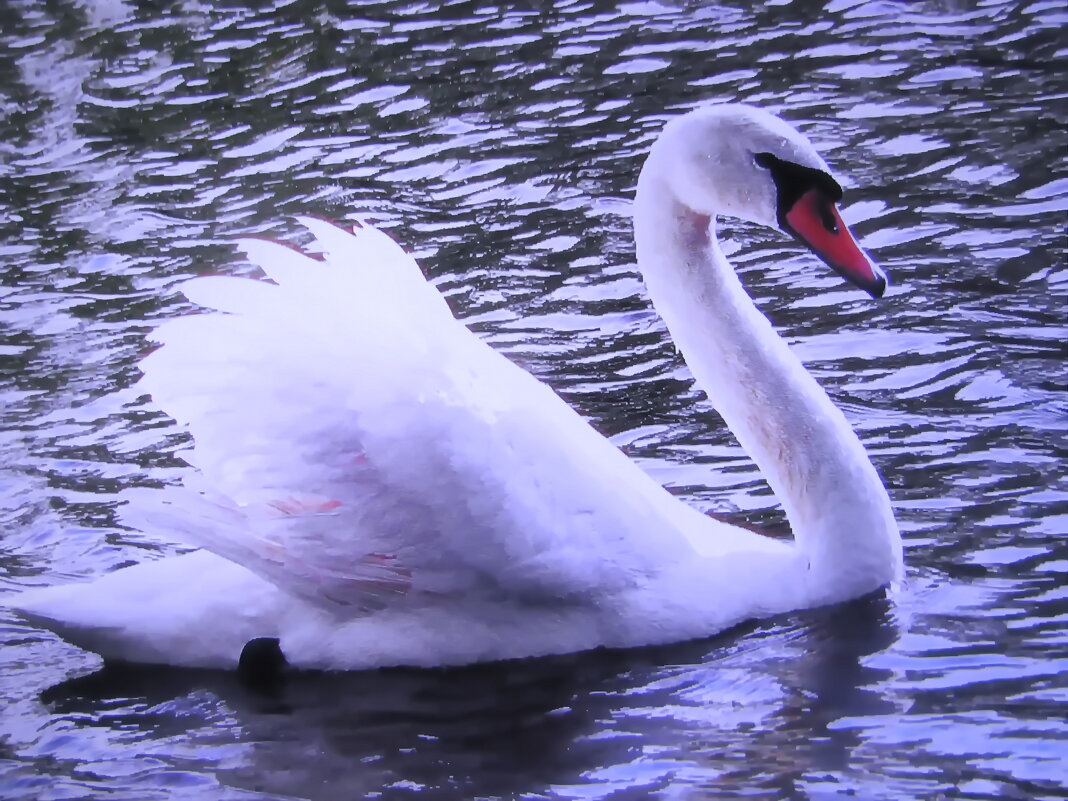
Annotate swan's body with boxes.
[11,105,902,670]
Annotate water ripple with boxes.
[0,1,1065,800]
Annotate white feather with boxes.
[10,105,901,670]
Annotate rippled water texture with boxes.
[1,1,1066,799]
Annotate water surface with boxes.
[1,1,1066,799]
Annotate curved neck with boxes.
[634,165,901,598]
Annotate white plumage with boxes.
[11,106,902,670]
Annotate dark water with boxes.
[1,1,1066,799]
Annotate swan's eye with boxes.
[817,199,839,234]
[751,151,844,228]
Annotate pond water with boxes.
[1,1,1066,799]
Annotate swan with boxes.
[10,104,903,670]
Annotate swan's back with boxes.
[134,218,737,617]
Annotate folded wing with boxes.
[131,218,700,615]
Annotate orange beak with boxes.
[784,188,887,299]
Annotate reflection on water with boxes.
[30,597,899,801]
[0,0,1065,799]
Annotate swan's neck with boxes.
[634,167,901,598]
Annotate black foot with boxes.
[238,637,288,693]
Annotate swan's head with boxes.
[647,104,887,298]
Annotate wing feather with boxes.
[133,219,699,613]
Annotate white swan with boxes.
[11,104,902,670]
